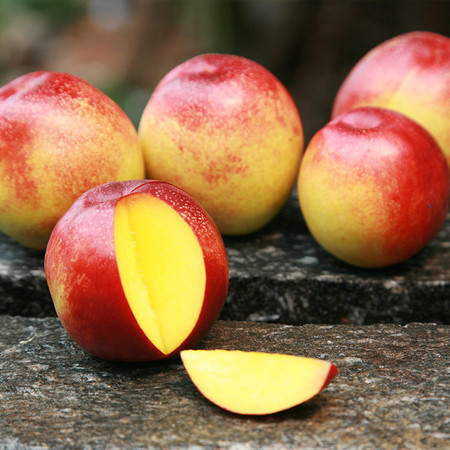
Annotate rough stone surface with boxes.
[1,194,449,324]
[1,316,448,449]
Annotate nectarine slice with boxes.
[114,193,206,355]
[180,349,338,415]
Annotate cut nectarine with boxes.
[180,349,338,415]
[45,180,228,361]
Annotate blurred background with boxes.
[0,0,448,144]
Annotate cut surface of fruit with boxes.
[114,193,206,355]
[180,349,338,415]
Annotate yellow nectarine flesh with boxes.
[181,349,338,415]
[114,193,206,355]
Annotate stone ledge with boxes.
[1,317,448,449]
[1,196,449,324]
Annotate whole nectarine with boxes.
[298,107,449,268]
[139,53,304,235]
[332,31,450,168]
[0,71,145,250]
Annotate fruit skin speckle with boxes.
[0,71,144,250]
[139,53,304,236]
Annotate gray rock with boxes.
[1,194,449,324]
[1,316,448,449]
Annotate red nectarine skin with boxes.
[332,31,450,167]
[299,107,449,267]
[44,180,228,361]
[156,54,297,134]
[0,71,144,249]
[322,363,339,390]
[139,53,303,235]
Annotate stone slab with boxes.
[1,194,449,324]
[1,317,448,449]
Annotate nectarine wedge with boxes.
[180,349,338,415]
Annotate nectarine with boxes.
[45,180,229,361]
[332,31,450,168]
[139,53,304,235]
[0,71,145,250]
[298,107,449,268]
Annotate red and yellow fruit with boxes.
[45,180,229,361]
[181,349,338,415]
[139,53,304,235]
[332,31,450,167]
[0,71,145,250]
[298,106,449,268]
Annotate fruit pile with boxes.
[0,31,448,415]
